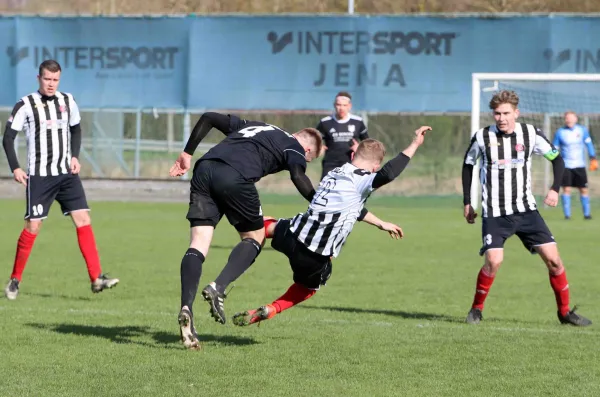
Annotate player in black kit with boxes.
[169,112,323,350]
[316,91,369,179]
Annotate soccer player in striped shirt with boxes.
[552,111,597,220]
[2,60,118,300]
[462,90,590,326]
[231,126,431,326]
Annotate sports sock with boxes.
[214,239,261,294]
[549,269,570,317]
[180,248,205,314]
[561,194,571,218]
[264,218,277,238]
[471,268,495,310]
[76,225,102,282]
[10,229,37,282]
[271,283,316,313]
[581,195,591,217]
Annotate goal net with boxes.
[470,73,600,209]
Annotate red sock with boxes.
[472,268,495,310]
[10,229,37,282]
[76,225,102,282]
[549,269,570,316]
[264,218,277,239]
[271,283,316,313]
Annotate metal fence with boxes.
[1,108,599,197]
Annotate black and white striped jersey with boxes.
[464,123,559,218]
[289,162,376,257]
[7,91,81,176]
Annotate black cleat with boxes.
[565,216,571,220]
[466,308,483,324]
[201,284,227,324]
[584,215,592,220]
[178,308,201,350]
[558,307,592,327]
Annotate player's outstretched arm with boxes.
[371,126,431,190]
[361,211,403,240]
[169,112,232,177]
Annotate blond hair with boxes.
[294,127,323,156]
[489,90,519,110]
[354,139,386,163]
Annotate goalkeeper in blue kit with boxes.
[552,111,597,220]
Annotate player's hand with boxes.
[413,126,432,146]
[544,190,559,207]
[378,221,404,240]
[13,168,28,187]
[590,158,598,171]
[169,152,192,177]
[320,145,328,157]
[70,157,81,174]
[349,138,359,154]
[464,204,477,224]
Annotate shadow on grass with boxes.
[299,305,463,323]
[27,323,258,349]
[28,292,93,302]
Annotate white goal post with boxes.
[470,73,600,209]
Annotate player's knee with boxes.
[242,237,262,254]
[545,257,563,273]
[71,210,91,228]
[483,258,502,275]
[25,220,42,234]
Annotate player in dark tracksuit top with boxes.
[316,91,369,179]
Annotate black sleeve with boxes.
[183,112,233,156]
[462,163,474,205]
[70,123,81,158]
[371,153,411,189]
[359,121,369,140]
[550,155,565,193]
[289,163,315,202]
[2,126,20,172]
[357,207,368,221]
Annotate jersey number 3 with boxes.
[313,178,336,207]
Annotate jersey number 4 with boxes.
[238,125,291,138]
[313,178,336,207]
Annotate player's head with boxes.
[37,60,61,97]
[333,91,352,120]
[352,139,386,172]
[564,111,578,128]
[489,90,520,133]
[293,127,323,162]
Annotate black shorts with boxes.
[561,167,588,188]
[25,173,89,220]
[480,210,555,256]
[271,218,332,290]
[187,159,263,232]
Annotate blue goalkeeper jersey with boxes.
[552,124,595,169]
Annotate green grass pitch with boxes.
[0,195,598,396]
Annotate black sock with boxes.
[180,248,205,313]
[214,238,261,294]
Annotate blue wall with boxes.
[1,16,599,112]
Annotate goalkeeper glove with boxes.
[590,158,598,171]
